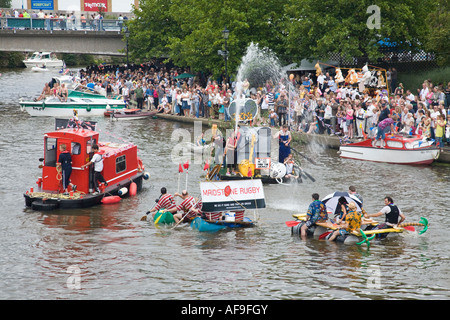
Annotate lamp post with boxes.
[222,27,229,85]
[124,27,130,67]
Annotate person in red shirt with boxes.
[149,187,176,218]
[169,190,201,223]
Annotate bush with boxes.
[398,66,450,92]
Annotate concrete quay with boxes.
[153,113,450,164]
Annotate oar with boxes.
[290,146,318,166]
[171,198,201,229]
[140,196,161,221]
[302,170,316,182]
[319,231,332,240]
[285,220,301,227]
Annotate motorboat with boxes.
[19,89,126,117]
[339,133,440,165]
[23,52,64,69]
[24,118,150,211]
[104,108,157,121]
[31,66,49,72]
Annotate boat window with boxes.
[45,137,57,167]
[71,142,81,155]
[116,155,126,173]
[386,140,403,148]
[42,54,50,59]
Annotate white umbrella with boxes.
[321,191,363,215]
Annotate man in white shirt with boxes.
[81,144,108,194]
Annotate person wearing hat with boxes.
[327,201,361,241]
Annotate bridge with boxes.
[0,18,127,56]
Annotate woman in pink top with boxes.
[345,102,354,139]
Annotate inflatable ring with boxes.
[356,229,375,248]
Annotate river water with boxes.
[0,68,449,300]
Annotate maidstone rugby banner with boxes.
[200,179,265,212]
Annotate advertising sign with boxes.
[31,0,54,10]
[200,179,265,212]
[84,0,108,12]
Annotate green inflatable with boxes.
[153,210,175,225]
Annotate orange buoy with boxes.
[129,181,137,196]
[101,196,121,204]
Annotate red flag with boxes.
[178,163,184,173]
[203,160,209,171]
[183,160,190,170]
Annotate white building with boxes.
[11,0,138,13]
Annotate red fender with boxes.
[101,195,121,204]
[129,181,137,196]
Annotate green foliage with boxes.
[425,0,450,66]
[130,0,438,77]
[0,0,12,8]
[398,66,450,92]
[285,0,433,61]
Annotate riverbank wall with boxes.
[153,113,450,164]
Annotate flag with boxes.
[178,164,184,173]
[183,160,189,170]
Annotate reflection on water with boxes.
[0,69,449,299]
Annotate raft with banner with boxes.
[190,179,265,232]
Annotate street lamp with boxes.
[124,27,130,67]
[222,27,229,85]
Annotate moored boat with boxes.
[31,66,49,72]
[23,52,64,69]
[104,108,157,121]
[24,118,150,211]
[19,90,126,117]
[339,133,440,165]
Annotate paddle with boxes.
[285,220,301,227]
[290,146,318,166]
[171,197,201,229]
[319,231,332,240]
[140,196,161,221]
[301,170,316,182]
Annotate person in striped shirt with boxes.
[169,190,201,223]
[150,187,176,218]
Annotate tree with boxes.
[284,0,433,63]
[425,0,450,66]
[0,0,12,8]
[131,0,288,78]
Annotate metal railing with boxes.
[0,17,127,32]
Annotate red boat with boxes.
[24,118,150,211]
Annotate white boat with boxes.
[19,91,126,117]
[31,66,49,72]
[339,134,440,165]
[23,52,64,69]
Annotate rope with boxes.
[56,165,62,181]
[28,191,86,200]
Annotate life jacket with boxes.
[385,204,400,224]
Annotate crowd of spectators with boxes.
[75,61,450,148]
